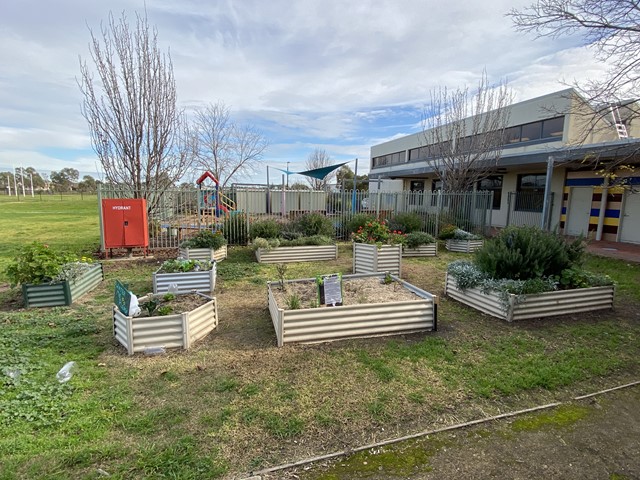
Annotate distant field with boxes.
[0,194,100,281]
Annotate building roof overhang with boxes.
[369,138,640,180]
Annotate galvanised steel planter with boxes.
[353,243,402,275]
[268,273,437,347]
[444,273,615,322]
[178,245,227,262]
[21,263,104,308]
[255,245,338,264]
[402,243,438,257]
[153,265,216,294]
[445,239,484,253]
[113,295,218,355]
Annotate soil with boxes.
[136,293,209,317]
[270,277,421,310]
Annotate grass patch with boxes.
[511,404,590,432]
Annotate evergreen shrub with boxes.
[475,226,585,281]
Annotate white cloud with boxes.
[0,0,609,184]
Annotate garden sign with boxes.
[317,273,343,307]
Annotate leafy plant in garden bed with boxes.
[445,226,615,320]
[180,230,226,250]
[250,213,338,263]
[157,259,214,273]
[403,232,438,257]
[4,242,103,307]
[153,259,216,294]
[351,218,405,274]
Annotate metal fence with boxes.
[505,192,554,230]
[98,185,493,249]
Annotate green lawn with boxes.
[0,201,639,479]
[0,194,101,281]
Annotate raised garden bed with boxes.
[268,273,437,346]
[353,243,402,275]
[444,273,615,322]
[445,239,484,253]
[402,244,438,257]
[255,245,338,264]
[153,265,216,294]
[113,293,218,355]
[22,263,104,308]
[179,245,227,262]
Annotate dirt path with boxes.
[259,384,640,480]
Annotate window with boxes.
[515,174,546,211]
[504,126,521,144]
[409,180,425,206]
[542,116,564,139]
[431,179,443,206]
[372,151,406,169]
[521,122,542,142]
[477,175,503,210]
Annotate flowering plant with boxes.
[5,242,93,286]
[351,219,406,245]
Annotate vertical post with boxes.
[281,174,286,217]
[351,158,358,214]
[30,173,34,197]
[12,165,18,199]
[20,165,26,197]
[286,162,290,188]
[266,165,271,214]
[596,177,610,241]
[541,155,555,230]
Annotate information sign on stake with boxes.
[114,280,132,315]
[317,273,343,307]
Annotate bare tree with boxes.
[191,102,268,188]
[78,10,193,210]
[509,1,640,184]
[422,73,512,192]
[304,148,335,189]
[509,1,640,108]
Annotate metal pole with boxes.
[351,158,358,214]
[30,173,34,197]
[12,164,18,198]
[286,162,290,188]
[541,155,555,230]
[266,165,271,214]
[595,177,609,241]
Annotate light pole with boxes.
[286,161,290,188]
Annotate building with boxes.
[369,89,640,244]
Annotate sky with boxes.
[0,0,607,186]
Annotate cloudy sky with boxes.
[0,0,605,185]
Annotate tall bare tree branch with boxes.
[78,10,193,212]
[422,73,513,192]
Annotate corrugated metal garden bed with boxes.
[268,273,437,347]
[444,273,615,322]
[113,293,218,355]
[255,245,338,264]
[178,245,227,262]
[153,265,216,294]
[21,263,104,308]
[353,243,402,275]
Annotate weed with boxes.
[286,293,301,310]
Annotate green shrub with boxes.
[250,219,283,239]
[5,242,76,286]
[405,232,436,249]
[279,235,333,247]
[475,226,586,281]
[290,212,334,237]
[438,224,458,239]
[346,213,376,234]
[252,237,280,250]
[180,230,226,249]
[388,212,423,233]
[223,213,248,245]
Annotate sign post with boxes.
[317,273,343,307]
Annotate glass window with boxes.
[542,116,564,138]
[477,175,503,210]
[520,121,542,142]
[516,173,546,211]
[504,126,521,144]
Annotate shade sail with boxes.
[296,161,350,180]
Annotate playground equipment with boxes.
[196,171,236,218]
